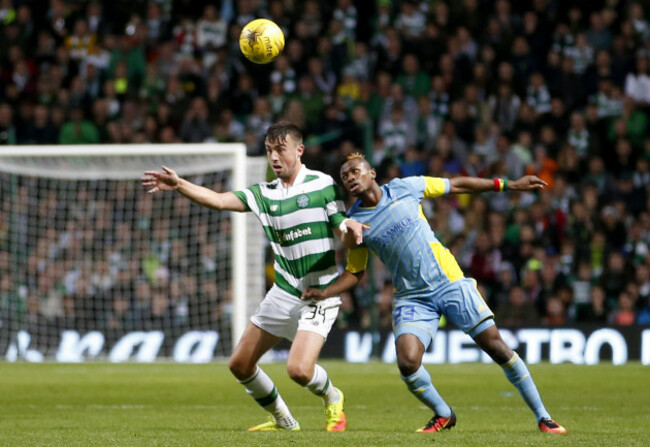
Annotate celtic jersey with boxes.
[233,166,347,298]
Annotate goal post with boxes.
[0,144,266,361]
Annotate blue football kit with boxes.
[345,176,495,347]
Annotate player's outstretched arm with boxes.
[335,219,370,248]
[507,175,548,191]
[301,270,364,301]
[141,166,247,211]
[448,175,547,194]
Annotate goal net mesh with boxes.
[0,145,266,362]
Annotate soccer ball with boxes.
[239,19,285,64]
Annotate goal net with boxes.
[0,145,267,362]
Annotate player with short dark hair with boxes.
[302,153,567,434]
[142,122,366,432]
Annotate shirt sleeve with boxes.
[232,190,252,212]
[423,177,450,198]
[323,181,347,228]
[397,177,426,200]
[346,246,369,274]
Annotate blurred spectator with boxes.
[308,57,336,97]
[296,75,325,127]
[469,231,499,287]
[333,0,357,40]
[638,304,650,325]
[576,285,607,323]
[542,296,566,326]
[571,262,593,306]
[587,11,612,51]
[628,2,649,40]
[600,207,627,251]
[526,145,558,189]
[300,0,322,38]
[230,73,258,118]
[270,55,296,94]
[526,72,551,115]
[593,76,623,118]
[65,19,96,62]
[396,53,430,99]
[379,105,411,160]
[415,96,441,151]
[489,82,520,134]
[196,5,226,52]
[399,146,425,177]
[216,108,245,142]
[179,97,211,143]
[624,56,650,105]
[496,286,540,327]
[104,292,135,331]
[58,107,99,144]
[610,291,637,325]
[19,104,58,144]
[395,0,425,42]
[567,112,590,160]
[600,251,631,307]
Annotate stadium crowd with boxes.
[1,0,650,350]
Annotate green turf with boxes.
[0,361,648,446]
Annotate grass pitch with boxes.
[0,361,648,446]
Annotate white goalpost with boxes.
[0,144,267,362]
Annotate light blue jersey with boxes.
[346,175,494,344]
[346,176,465,301]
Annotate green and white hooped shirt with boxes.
[233,166,347,298]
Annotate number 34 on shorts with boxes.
[304,303,332,326]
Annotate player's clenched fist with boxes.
[301,288,326,301]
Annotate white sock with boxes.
[306,364,340,405]
[239,366,298,428]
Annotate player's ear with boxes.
[296,144,305,159]
[370,168,377,180]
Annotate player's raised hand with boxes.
[509,175,547,191]
[344,220,370,245]
[301,288,327,301]
[141,166,180,193]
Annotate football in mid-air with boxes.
[239,19,285,64]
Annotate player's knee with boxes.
[286,363,312,385]
[397,351,421,376]
[228,355,255,380]
[474,326,514,364]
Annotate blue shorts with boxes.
[392,278,495,349]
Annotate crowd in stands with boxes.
[1,0,650,347]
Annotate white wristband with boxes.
[338,218,351,234]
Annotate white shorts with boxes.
[250,284,341,341]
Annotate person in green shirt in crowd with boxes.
[396,54,431,98]
[58,108,100,145]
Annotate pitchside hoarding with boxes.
[4,326,650,364]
